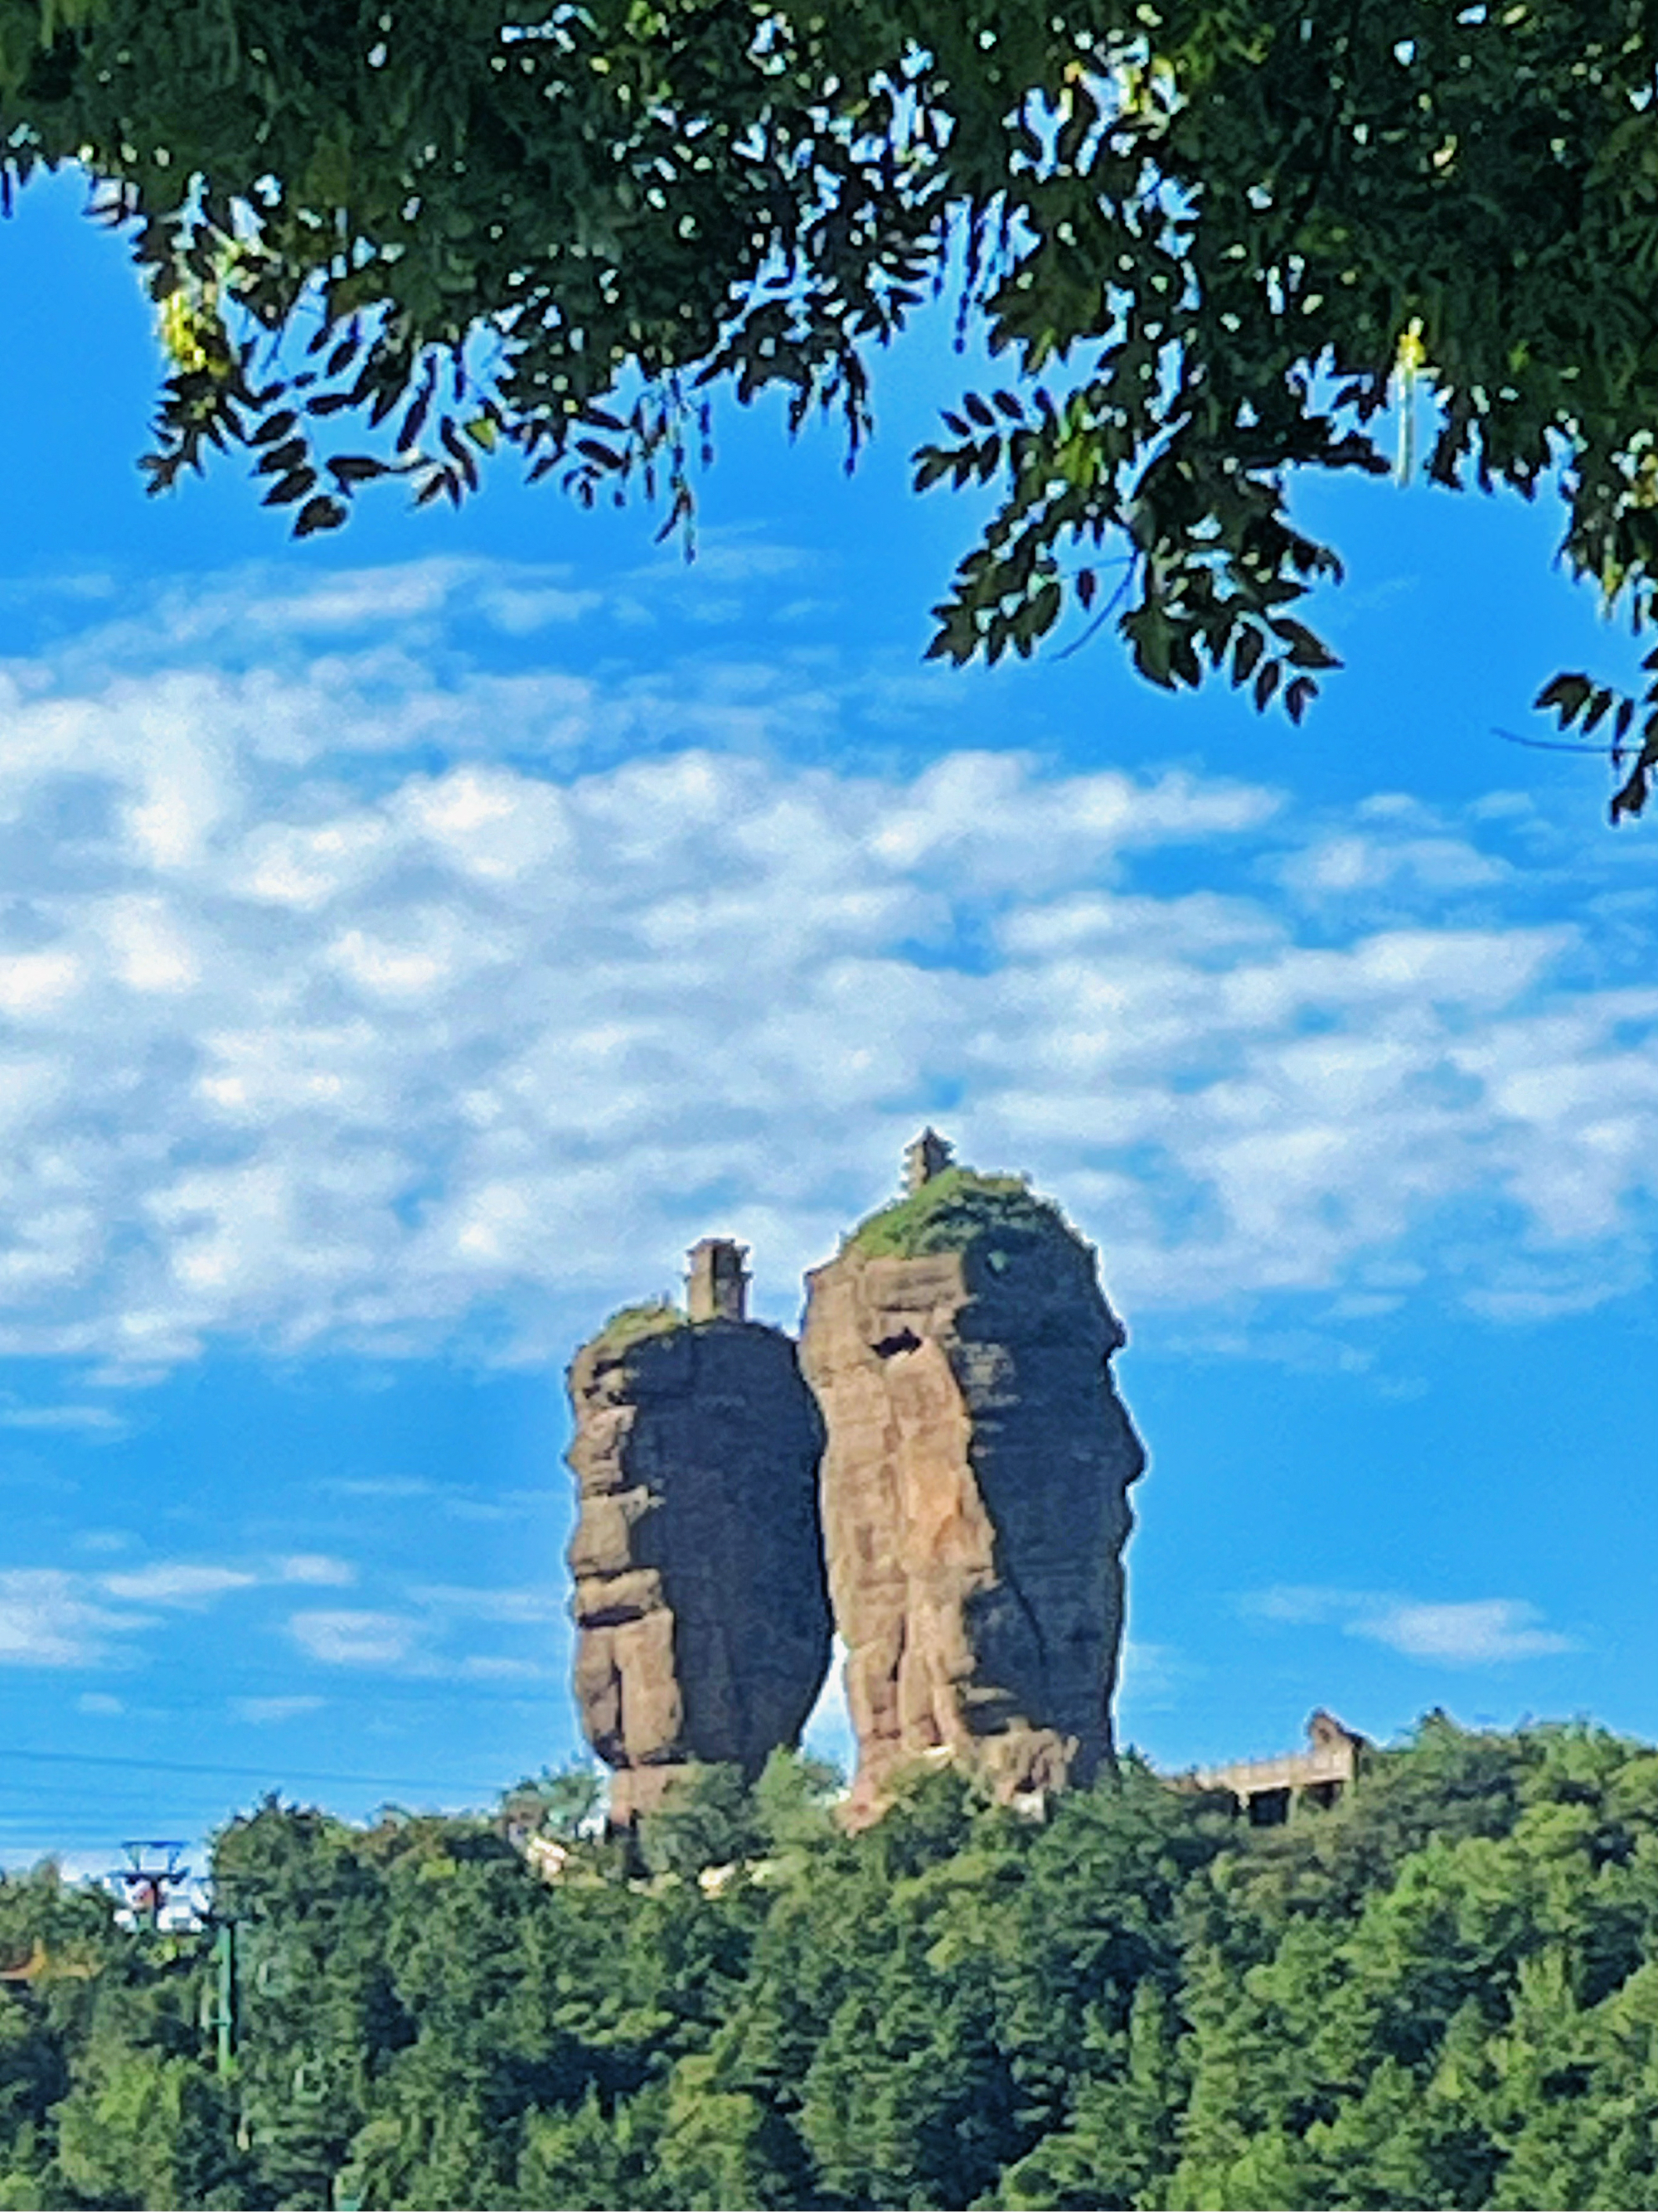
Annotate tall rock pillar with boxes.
[800,1154,1145,1822]
[565,1242,831,1825]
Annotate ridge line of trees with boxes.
[7,1714,1658,2206]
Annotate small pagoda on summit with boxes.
[902,1126,954,1194]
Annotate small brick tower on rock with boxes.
[686,1236,749,1322]
[903,1127,954,1194]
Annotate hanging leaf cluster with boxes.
[4,0,1658,816]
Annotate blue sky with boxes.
[1,167,1654,1871]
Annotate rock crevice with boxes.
[799,1184,1145,1822]
[565,1284,832,1826]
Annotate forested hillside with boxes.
[6,1716,1658,2210]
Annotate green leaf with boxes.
[293,493,348,537]
[254,437,308,477]
[1284,675,1317,724]
[261,469,315,506]
[1268,616,1341,671]
[398,384,434,453]
[1132,608,1176,689]
[1533,673,1593,723]
[326,455,388,484]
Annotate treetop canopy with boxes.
[4,0,1656,816]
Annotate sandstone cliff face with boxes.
[799,1194,1144,1821]
[565,1310,831,1824]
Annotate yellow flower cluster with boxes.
[158,286,217,374]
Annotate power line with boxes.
[0,1743,511,1797]
[1492,724,1625,758]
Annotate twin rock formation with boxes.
[564,1140,1147,1825]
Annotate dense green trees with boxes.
[2,3,1657,812]
[14,1721,1658,2205]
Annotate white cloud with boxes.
[288,1609,423,1667]
[476,580,604,634]
[0,558,1648,1378]
[231,1694,326,1724]
[99,1564,259,1605]
[0,1403,125,1435]
[0,1570,151,1666]
[0,951,82,1019]
[1280,828,1508,898]
[1115,1638,1197,1715]
[274,1554,356,1587]
[410,1585,565,1623]
[0,1536,555,1692]
[0,1551,363,1671]
[317,1475,540,1523]
[453,1654,549,1681]
[1354,1599,1577,1664]
[321,1476,434,1500]
[1244,1585,1577,1664]
[1244,1585,1362,1626]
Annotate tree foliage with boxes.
[2,1,1657,815]
[12,1726,1658,2203]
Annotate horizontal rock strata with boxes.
[800,1180,1145,1822]
[565,1304,831,1825]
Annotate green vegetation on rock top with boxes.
[844,1167,1079,1261]
[590,1300,685,1356]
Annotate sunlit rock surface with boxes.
[565,1260,831,1827]
[799,1166,1145,1823]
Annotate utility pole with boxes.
[196,1918,237,2076]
